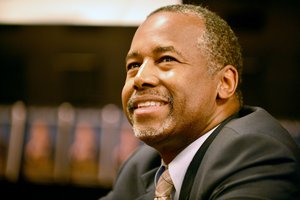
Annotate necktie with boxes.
[154,168,174,200]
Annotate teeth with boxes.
[137,101,163,108]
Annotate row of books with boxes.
[0,101,141,188]
[1,101,299,189]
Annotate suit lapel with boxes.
[179,114,239,200]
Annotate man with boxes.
[100,4,300,200]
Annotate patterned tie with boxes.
[154,168,174,200]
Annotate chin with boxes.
[134,125,172,145]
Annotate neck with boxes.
[159,100,240,164]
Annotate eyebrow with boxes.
[126,45,184,62]
[153,46,182,55]
[125,52,140,62]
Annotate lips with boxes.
[136,101,165,109]
[130,99,169,123]
[127,95,170,112]
[126,94,172,127]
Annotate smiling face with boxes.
[122,12,225,153]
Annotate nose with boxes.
[133,60,159,90]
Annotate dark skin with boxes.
[122,11,240,164]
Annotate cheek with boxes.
[160,70,175,80]
[121,84,134,125]
[176,79,216,110]
[121,81,133,109]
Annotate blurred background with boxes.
[0,0,299,199]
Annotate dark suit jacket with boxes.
[100,106,300,200]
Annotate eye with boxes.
[160,56,177,63]
[126,62,140,71]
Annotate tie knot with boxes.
[160,169,173,185]
[154,168,174,200]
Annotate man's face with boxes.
[122,12,220,148]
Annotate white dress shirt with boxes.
[155,126,218,200]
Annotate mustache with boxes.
[127,90,173,110]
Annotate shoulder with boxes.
[118,144,161,173]
[224,106,298,149]
[112,144,160,184]
[214,106,299,165]
[193,106,300,199]
[100,145,160,200]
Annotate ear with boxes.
[217,65,239,99]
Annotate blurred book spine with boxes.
[5,101,26,182]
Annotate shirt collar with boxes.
[168,126,218,200]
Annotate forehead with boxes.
[143,11,204,30]
[129,12,205,51]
